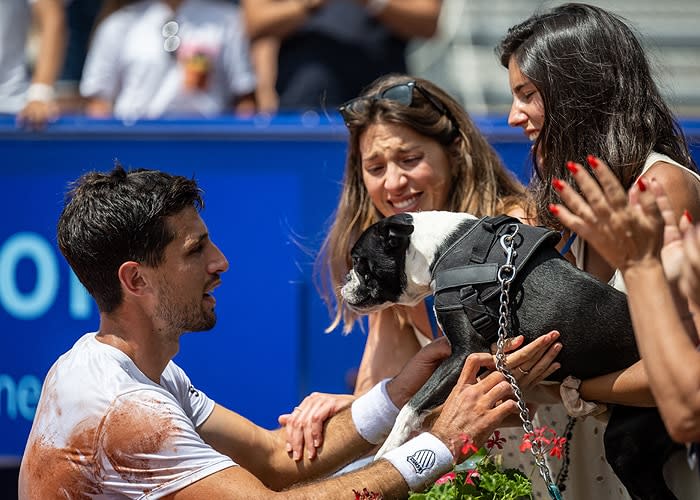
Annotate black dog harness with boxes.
[430,215,561,343]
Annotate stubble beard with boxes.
[156,282,217,334]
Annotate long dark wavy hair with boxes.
[497,2,697,229]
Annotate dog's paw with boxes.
[374,406,422,459]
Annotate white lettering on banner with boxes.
[0,232,57,319]
[0,374,41,421]
[0,232,92,320]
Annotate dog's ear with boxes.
[383,215,414,250]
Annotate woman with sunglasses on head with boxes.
[278,73,563,475]
[498,3,700,498]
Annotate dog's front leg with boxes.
[374,317,491,459]
[374,349,470,459]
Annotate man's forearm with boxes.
[264,408,375,488]
[274,458,407,499]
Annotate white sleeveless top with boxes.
[571,152,700,292]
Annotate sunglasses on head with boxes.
[338,81,455,128]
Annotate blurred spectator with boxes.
[241,0,442,112]
[80,0,256,120]
[55,0,104,114]
[0,0,66,129]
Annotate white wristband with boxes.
[366,0,389,16]
[351,378,399,444]
[26,83,55,103]
[382,432,454,492]
[560,375,607,418]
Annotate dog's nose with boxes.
[345,272,352,283]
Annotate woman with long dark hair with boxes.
[498,3,700,498]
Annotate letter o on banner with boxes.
[0,232,58,320]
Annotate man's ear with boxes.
[118,261,150,297]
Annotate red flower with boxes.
[520,427,566,458]
[435,471,456,485]
[531,426,554,445]
[459,434,479,456]
[486,430,506,450]
[465,468,479,485]
[548,437,567,459]
[519,436,532,453]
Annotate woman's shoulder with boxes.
[645,159,700,192]
[645,159,700,213]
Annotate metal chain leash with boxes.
[494,224,563,500]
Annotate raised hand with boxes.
[548,155,667,272]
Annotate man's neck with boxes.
[97,312,180,384]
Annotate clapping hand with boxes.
[548,155,692,279]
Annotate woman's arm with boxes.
[18,0,66,128]
[579,361,655,406]
[355,0,442,39]
[623,255,700,442]
[241,0,325,40]
[354,306,423,395]
[242,0,442,42]
[552,156,700,441]
[568,160,700,410]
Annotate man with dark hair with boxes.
[18,164,550,498]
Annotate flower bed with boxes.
[354,427,567,500]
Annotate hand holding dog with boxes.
[492,331,562,390]
[429,352,519,462]
[278,333,560,461]
[279,337,452,461]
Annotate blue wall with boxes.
[0,114,698,462]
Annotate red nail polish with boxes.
[566,161,578,174]
[586,155,598,168]
[548,203,559,215]
[684,209,693,223]
[552,178,565,191]
[637,177,647,192]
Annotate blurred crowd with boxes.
[2,0,443,128]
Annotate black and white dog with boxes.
[341,211,680,500]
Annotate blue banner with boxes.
[1,114,698,462]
